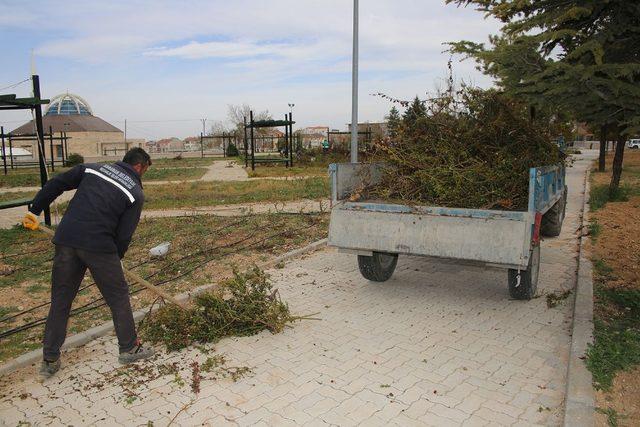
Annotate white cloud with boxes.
[143,39,322,61]
[37,35,151,62]
[1,0,501,138]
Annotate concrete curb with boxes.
[563,167,595,426]
[0,238,328,377]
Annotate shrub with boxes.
[66,153,84,167]
[226,143,239,157]
[366,87,565,210]
[141,268,295,351]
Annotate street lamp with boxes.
[288,103,295,115]
[351,0,359,163]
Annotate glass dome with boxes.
[45,93,93,116]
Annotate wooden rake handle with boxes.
[38,225,187,310]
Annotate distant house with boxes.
[145,140,159,152]
[0,147,33,162]
[253,129,283,152]
[573,122,595,141]
[183,136,201,151]
[347,122,388,138]
[148,137,184,153]
[300,126,328,148]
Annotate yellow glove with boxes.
[22,212,39,231]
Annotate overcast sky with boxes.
[0,0,500,140]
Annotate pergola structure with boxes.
[243,111,295,171]
[0,75,52,225]
[327,127,372,151]
[1,127,70,171]
[199,131,237,158]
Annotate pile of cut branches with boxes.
[140,267,300,351]
[367,87,565,210]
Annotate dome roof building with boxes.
[45,93,93,116]
[9,92,129,159]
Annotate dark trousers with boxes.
[43,245,137,361]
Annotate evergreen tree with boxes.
[402,96,427,126]
[448,0,640,196]
[386,106,401,138]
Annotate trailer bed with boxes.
[326,162,566,299]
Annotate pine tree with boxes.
[402,96,427,127]
[386,106,401,139]
[448,0,640,196]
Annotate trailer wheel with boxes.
[541,193,564,237]
[508,244,540,300]
[358,252,398,282]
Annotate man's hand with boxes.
[22,212,39,231]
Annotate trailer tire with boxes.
[358,252,398,282]
[508,244,540,300]
[541,193,564,237]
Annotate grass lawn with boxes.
[0,212,329,362]
[143,177,329,210]
[587,150,640,426]
[243,150,349,178]
[144,167,207,181]
[0,168,68,188]
[247,165,328,178]
[150,156,240,167]
[0,163,209,187]
[0,191,37,204]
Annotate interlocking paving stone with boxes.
[0,154,596,426]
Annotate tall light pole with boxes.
[350,0,359,163]
[288,103,295,116]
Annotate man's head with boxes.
[122,148,152,176]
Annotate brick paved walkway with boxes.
[0,153,596,426]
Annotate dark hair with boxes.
[123,147,152,167]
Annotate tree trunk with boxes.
[609,133,626,198]
[598,124,607,172]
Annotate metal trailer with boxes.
[327,163,567,299]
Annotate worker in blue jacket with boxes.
[23,148,155,378]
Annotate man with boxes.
[23,148,155,378]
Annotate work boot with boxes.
[40,358,61,379]
[118,342,155,364]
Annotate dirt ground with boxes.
[590,150,640,426]
[589,196,640,288]
[590,150,640,288]
[596,367,640,427]
[0,213,329,362]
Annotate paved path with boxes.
[0,199,329,229]
[0,153,595,426]
[141,199,330,219]
[0,157,322,228]
[0,160,318,192]
[200,159,249,182]
[0,192,74,229]
[0,160,249,191]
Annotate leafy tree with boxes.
[386,106,401,139]
[448,0,640,196]
[226,104,272,135]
